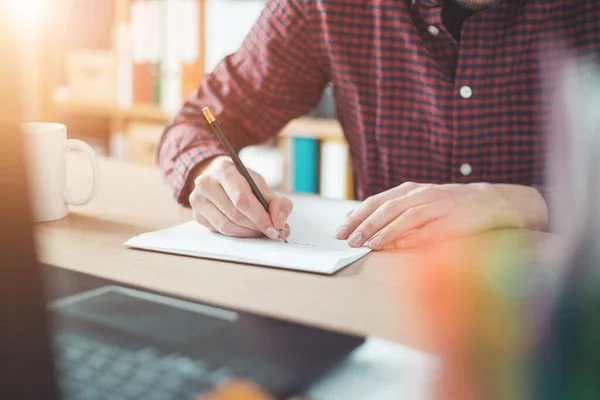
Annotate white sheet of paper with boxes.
[124,194,372,274]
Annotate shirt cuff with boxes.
[169,144,226,204]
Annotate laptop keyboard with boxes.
[53,332,254,400]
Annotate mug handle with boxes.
[63,139,100,206]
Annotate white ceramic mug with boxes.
[21,122,100,222]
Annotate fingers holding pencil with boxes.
[218,161,292,241]
[190,156,292,241]
[201,106,292,243]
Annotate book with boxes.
[292,137,320,194]
[180,0,203,99]
[130,0,161,105]
[131,0,202,110]
[114,23,133,110]
[320,138,350,200]
[159,0,181,113]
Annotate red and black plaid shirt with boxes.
[158,0,600,204]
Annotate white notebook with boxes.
[124,194,371,274]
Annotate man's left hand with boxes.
[336,182,549,250]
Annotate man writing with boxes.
[158,0,600,250]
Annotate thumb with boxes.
[267,194,293,230]
[247,170,292,230]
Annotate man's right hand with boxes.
[189,156,292,240]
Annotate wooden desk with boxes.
[35,156,545,352]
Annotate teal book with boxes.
[292,137,320,193]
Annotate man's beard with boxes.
[453,0,500,11]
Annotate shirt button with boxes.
[460,85,472,99]
[460,163,472,176]
[427,25,440,36]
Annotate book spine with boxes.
[346,153,354,200]
[114,21,132,110]
[158,0,181,113]
[180,0,202,100]
[280,136,293,191]
[148,0,162,105]
[319,138,349,200]
[130,0,152,104]
[292,137,320,194]
[152,61,161,105]
[132,63,152,104]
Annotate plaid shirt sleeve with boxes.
[156,0,328,204]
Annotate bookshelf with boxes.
[40,0,351,198]
[54,98,344,140]
[42,0,342,149]
[38,0,205,149]
[54,100,170,123]
[280,118,344,141]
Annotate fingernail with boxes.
[266,227,280,240]
[348,232,364,247]
[369,235,382,250]
[278,212,286,226]
[335,226,348,239]
[280,229,288,242]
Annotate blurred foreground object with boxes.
[532,58,600,400]
[414,231,534,400]
[199,380,274,400]
[412,57,600,400]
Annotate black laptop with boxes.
[0,106,364,400]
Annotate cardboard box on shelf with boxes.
[126,121,165,165]
[67,50,117,106]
